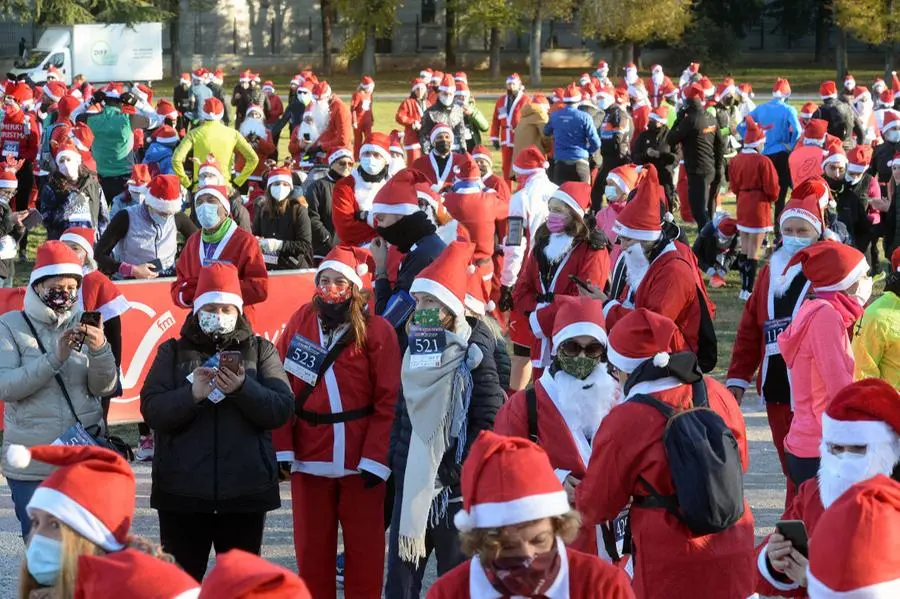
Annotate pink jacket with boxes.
[778,299,855,458]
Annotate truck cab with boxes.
[12,28,73,85]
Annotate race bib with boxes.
[263,252,279,265]
[597,507,630,564]
[283,334,328,385]
[763,317,792,357]
[201,258,233,268]
[409,325,446,369]
[2,140,19,158]
[53,422,98,447]
[186,354,226,403]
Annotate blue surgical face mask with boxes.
[781,234,815,256]
[26,534,62,586]
[195,202,222,229]
[149,210,171,227]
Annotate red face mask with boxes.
[483,543,562,597]
[316,283,350,304]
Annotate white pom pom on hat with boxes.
[653,352,670,368]
[356,263,369,276]
[453,508,475,532]
[467,264,476,275]
[7,444,32,469]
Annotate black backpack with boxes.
[629,380,744,535]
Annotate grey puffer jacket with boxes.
[0,289,118,481]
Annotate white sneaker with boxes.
[136,435,154,462]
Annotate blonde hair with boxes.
[459,511,582,565]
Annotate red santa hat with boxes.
[127,163,151,193]
[884,111,900,135]
[891,71,900,97]
[102,82,124,100]
[245,103,263,118]
[563,82,581,104]
[371,168,431,217]
[742,116,768,149]
[512,145,549,176]
[438,74,455,93]
[847,144,873,175]
[410,241,475,318]
[75,549,200,599]
[389,130,404,154]
[180,72,191,85]
[193,262,243,314]
[199,549,311,599]
[156,99,178,121]
[717,216,738,238]
[431,70,444,85]
[471,145,492,167]
[0,156,22,190]
[290,74,302,88]
[844,73,856,91]
[807,475,900,598]
[238,69,253,83]
[893,247,900,272]
[649,105,669,125]
[411,78,427,93]
[10,82,33,105]
[614,164,664,241]
[200,97,224,121]
[360,75,374,91]
[145,174,184,215]
[532,93,549,108]
[360,131,392,162]
[880,89,896,107]
[822,378,900,448]
[6,445,134,551]
[211,68,224,84]
[313,81,332,100]
[607,307,686,373]
[197,154,225,183]
[191,67,209,82]
[60,226,95,261]
[506,73,522,86]
[804,118,829,145]
[419,68,433,79]
[820,80,838,99]
[853,86,872,105]
[52,137,81,165]
[133,83,153,105]
[550,181,591,219]
[551,296,607,354]
[327,146,353,165]
[429,122,454,145]
[715,81,737,102]
[874,77,887,94]
[453,431,570,533]
[194,184,230,215]
[266,165,293,188]
[787,176,830,223]
[607,164,638,195]
[890,152,900,168]
[782,240,867,292]
[454,81,470,98]
[772,77,792,98]
[42,80,67,103]
[454,71,468,83]
[152,125,180,146]
[799,101,818,120]
[57,95,81,122]
[317,245,374,290]
[453,153,481,183]
[699,76,715,98]
[650,64,664,75]
[595,60,609,75]
[683,82,705,102]
[464,268,492,316]
[46,65,63,81]
[822,137,848,168]
[29,241,84,285]
[262,80,275,94]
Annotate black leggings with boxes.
[767,151,792,233]
[15,161,33,251]
[686,172,714,229]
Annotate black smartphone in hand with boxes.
[775,520,809,557]
[218,351,242,374]
[72,311,101,352]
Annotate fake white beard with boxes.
[818,440,900,508]
[311,100,330,134]
[543,232,573,262]
[239,117,267,139]
[298,119,319,145]
[553,365,621,441]
[623,243,650,290]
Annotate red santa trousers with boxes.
[766,402,797,509]
[501,146,514,182]
[290,472,386,598]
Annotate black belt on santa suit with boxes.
[297,405,375,425]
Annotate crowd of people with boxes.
[0,59,899,598]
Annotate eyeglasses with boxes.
[558,340,606,359]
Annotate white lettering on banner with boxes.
[114,301,176,404]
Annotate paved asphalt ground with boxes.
[0,391,786,597]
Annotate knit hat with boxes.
[779,194,825,235]
[194,184,231,215]
[199,550,311,599]
[453,431,569,532]
[782,240,867,292]
[409,240,475,318]
[551,296,607,354]
[7,445,135,551]
[75,549,200,599]
[772,78,792,98]
[847,144,873,174]
[429,122,454,145]
[822,137,848,168]
[327,146,353,165]
[613,164,664,241]
[807,475,900,597]
[717,216,738,238]
[60,227,95,261]
[512,145,549,176]
[823,378,900,447]
[649,105,669,125]
[200,97,225,121]
[742,116,768,149]
[799,101,818,120]
[371,168,431,217]
[607,307,686,373]
[127,164,152,193]
[550,181,591,219]
[0,156,22,190]
[471,145,492,167]
[607,164,638,195]
[193,262,243,314]
[563,83,581,104]
[438,74,455,93]
[145,174,183,215]
[152,125,180,146]
[361,131,392,162]
[317,245,374,290]
[820,80,838,99]
[29,240,84,285]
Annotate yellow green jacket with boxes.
[171,121,259,189]
[852,291,900,388]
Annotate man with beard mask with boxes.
[420,74,468,155]
[310,81,352,157]
[755,378,900,596]
[489,73,530,182]
[306,146,353,258]
[411,123,463,192]
[646,64,677,109]
[272,76,308,147]
[231,69,269,130]
[237,104,277,192]
[331,132,392,246]
[288,86,319,164]
[395,78,429,163]
[494,296,624,560]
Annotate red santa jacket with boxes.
[443,186,498,274]
[0,108,40,162]
[576,377,755,599]
[315,96,353,151]
[426,542,636,599]
[273,303,400,479]
[514,239,610,366]
[490,92,530,148]
[331,169,388,246]
[236,134,276,182]
[645,76,677,109]
[754,479,825,598]
[265,94,284,127]
[171,220,269,318]
[79,270,130,322]
[729,150,780,230]
[411,152,464,193]
[350,89,374,131]
[395,97,426,151]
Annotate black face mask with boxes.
[433,140,451,155]
[824,175,844,193]
[376,211,437,252]
[314,296,351,331]
[720,96,734,107]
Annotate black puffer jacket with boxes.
[388,317,504,497]
[813,99,863,148]
[305,172,339,257]
[141,315,294,513]
[251,199,314,270]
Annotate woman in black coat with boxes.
[252,165,313,270]
[140,262,294,582]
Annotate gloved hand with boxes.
[498,285,514,312]
[259,238,284,254]
[412,121,422,131]
[360,470,383,489]
[492,140,501,151]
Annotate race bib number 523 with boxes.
[284,334,327,384]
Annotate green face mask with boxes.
[413,307,442,327]
[556,354,602,380]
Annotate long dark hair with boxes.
[312,284,371,348]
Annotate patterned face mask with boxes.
[316,283,350,304]
[197,310,238,336]
[412,308,442,327]
[40,288,77,314]
[556,354,602,380]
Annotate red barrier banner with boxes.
[0,270,317,425]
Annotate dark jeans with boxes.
[15,160,34,252]
[552,159,591,185]
[767,151,792,234]
[384,490,466,599]
[98,174,130,206]
[786,453,820,489]
[8,478,41,539]
[158,510,266,582]
[686,171,714,229]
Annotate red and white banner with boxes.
[0,270,317,425]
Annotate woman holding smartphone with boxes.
[141,262,294,581]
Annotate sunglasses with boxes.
[558,340,606,359]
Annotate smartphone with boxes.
[71,311,101,352]
[506,217,524,247]
[218,351,242,374]
[775,520,809,557]
[569,274,593,291]
[22,209,42,229]
[148,258,163,273]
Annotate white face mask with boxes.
[854,275,874,306]
[195,202,223,229]
[845,172,864,185]
[886,130,900,143]
[438,94,454,107]
[604,185,621,203]
[58,159,81,180]
[197,310,238,336]
[598,96,614,110]
[298,91,312,106]
[360,155,386,176]
[819,442,900,507]
[269,182,291,201]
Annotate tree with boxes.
[765,0,831,64]
[513,0,575,87]
[1,0,168,25]
[458,0,518,79]
[834,0,900,75]
[335,0,401,74]
[446,0,458,70]
[321,0,337,76]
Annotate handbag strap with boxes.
[293,333,352,416]
[21,312,82,425]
